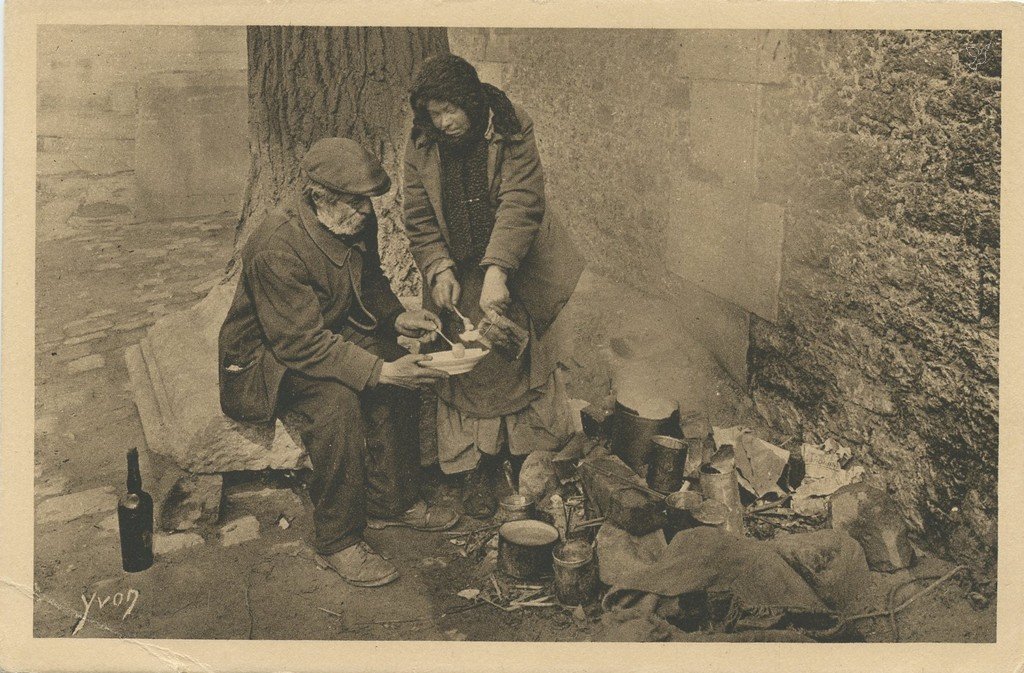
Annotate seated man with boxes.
[218,137,458,588]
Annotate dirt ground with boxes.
[33,170,995,645]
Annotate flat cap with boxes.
[302,137,391,196]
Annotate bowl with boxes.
[422,348,488,375]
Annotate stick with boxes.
[480,595,515,612]
[503,460,517,494]
[513,584,543,590]
[490,575,504,602]
[748,494,792,513]
[846,565,967,623]
[572,517,606,529]
[318,607,344,618]
[582,462,666,499]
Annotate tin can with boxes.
[663,490,703,542]
[698,464,744,534]
[647,436,689,493]
[553,540,599,606]
[497,494,536,522]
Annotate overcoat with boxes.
[218,194,405,423]
[402,104,584,388]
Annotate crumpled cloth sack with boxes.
[597,524,837,633]
[769,529,872,615]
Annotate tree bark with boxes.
[232,26,449,296]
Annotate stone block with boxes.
[159,473,223,532]
[675,30,790,84]
[219,515,260,547]
[475,62,510,89]
[37,486,117,525]
[448,28,488,62]
[485,30,514,62]
[134,69,248,219]
[125,280,309,474]
[829,483,914,572]
[66,354,106,375]
[689,80,761,193]
[579,455,666,536]
[154,532,205,555]
[664,180,783,322]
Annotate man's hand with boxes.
[394,309,441,343]
[378,354,448,389]
[480,265,511,315]
[431,269,461,312]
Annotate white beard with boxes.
[316,203,368,237]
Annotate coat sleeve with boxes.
[403,138,453,282]
[246,250,382,391]
[481,111,545,272]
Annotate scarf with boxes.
[439,135,495,265]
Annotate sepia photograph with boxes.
[3,1,1023,671]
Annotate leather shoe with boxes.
[319,540,399,587]
[366,500,460,531]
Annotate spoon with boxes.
[433,328,458,348]
[452,305,475,332]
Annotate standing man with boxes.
[219,137,459,588]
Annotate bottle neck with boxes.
[127,449,142,494]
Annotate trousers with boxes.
[276,333,420,555]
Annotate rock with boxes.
[579,455,666,536]
[37,486,117,525]
[518,451,559,506]
[66,354,105,375]
[219,515,260,547]
[154,532,205,555]
[124,281,309,473]
[97,513,119,534]
[829,483,914,572]
[159,474,223,532]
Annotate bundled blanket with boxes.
[595,524,868,641]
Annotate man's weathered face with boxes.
[313,190,372,237]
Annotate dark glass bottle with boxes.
[117,448,153,572]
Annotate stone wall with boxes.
[37,26,248,221]
[448,28,1000,567]
[751,31,1000,568]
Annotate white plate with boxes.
[422,348,488,375]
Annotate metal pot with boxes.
[610,401,680,470]
[498,520,559,580]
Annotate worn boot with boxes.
[461,455,499,519]
[366,500,460,531]
[319,540,399,588]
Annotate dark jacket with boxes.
[402,104,584,387]
[218,194,405,423]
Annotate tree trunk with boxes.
[232,26,449,297]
